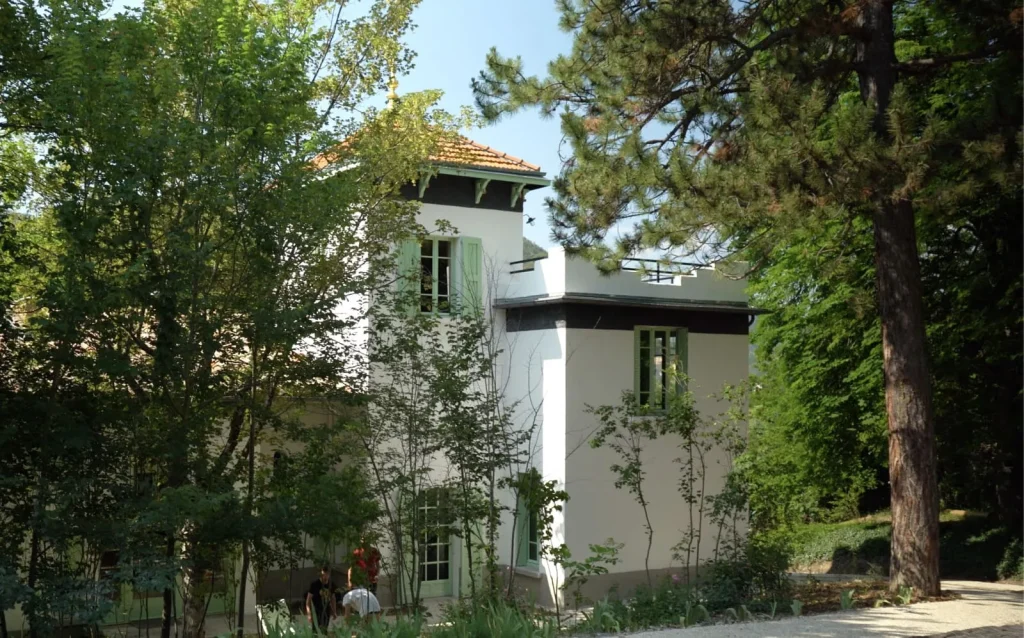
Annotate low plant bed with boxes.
[790,577,960,614]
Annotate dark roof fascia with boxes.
[493,292,768,315]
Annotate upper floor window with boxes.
[634,326,688,410]
[397,237,483,315]
[420,238,452,313]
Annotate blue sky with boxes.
[396,0,571,249]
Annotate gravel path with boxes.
[625,581,1023,638]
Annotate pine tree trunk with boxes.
[856,0,941,597]
[872,199,941,596]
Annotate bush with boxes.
[702,536,792,612]
[997,538,1023,581]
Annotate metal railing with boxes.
[508,255,703,282]
[619,257,703,283]
[509,255,548,275]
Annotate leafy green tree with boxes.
[474,0,1021,594]
[742,186,1022,529]
[3,1,458,636]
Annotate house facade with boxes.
[364,136,756,607]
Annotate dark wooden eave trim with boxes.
[494,292,766,315]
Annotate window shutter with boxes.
[633,327,642,404]
[675,327,689,392]
[396,239,419,313]
[457,236,483,314]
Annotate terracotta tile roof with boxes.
[310,133,543,176]
[431,136,542,174]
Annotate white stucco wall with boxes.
[506,247,748,305]
[562,329,749,576]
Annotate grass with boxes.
[783,510,1023,581]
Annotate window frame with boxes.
[516,499,541,570]
[418,236,454,315]
[633,325,688,411]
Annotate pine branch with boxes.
[895,45,1002,74]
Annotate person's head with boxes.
[320,564,330,584]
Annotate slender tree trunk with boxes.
[160,535,175,638]
[872,198,941,595]
[1,599,8,638]
[181,561,207,638]
[237,352,257,638]
[856,0,941,597]
[25,525,40,638]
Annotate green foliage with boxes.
[701,537,792,613]
[782,511,1022,582]
[576,598,621,634]
[1,0,462,633]
[475,2,1023,588]
[896,586,914,606]
[839,589,856,610]
[997,539,1023,581]
[433,601,557,638]
[549,539,622,613]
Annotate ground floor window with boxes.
[516,500,540,568]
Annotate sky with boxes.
[394,0,572,249]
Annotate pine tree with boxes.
[474,0,1022,594]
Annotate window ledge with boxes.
[513,566,543,580]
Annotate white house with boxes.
[1,135,755,637]
[357,135,757,607]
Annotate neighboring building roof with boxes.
[432,136,543,175]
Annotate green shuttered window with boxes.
[634,326,688,410]
[397,236,483,315]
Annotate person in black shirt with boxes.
[305,564,336,631]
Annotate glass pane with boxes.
[420,240,432,256]
[419,564,426,581]
[529,542,538,562]
[426,533,437,546]
[439,545,448,562]
[437,258,450,300]
[427,564,437,581]
[438,240,450,258]
[639,348,650,394]
[427,545,437,562]
[439,564,449,580]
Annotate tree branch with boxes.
[895,46,1001,73]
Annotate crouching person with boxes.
[340,584,381,623]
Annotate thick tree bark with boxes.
[872,199,941,596]
[856,0,941,596]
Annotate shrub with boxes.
[702,536,791,612]
[997,538,1023,581]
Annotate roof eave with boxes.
[493,292,768,315]
[433,164,550,188]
